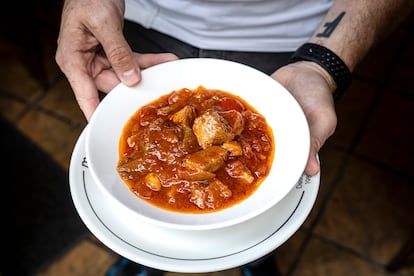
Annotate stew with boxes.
[117,86,274,213]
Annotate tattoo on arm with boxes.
[316,11,346,38]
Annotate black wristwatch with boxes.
[288,42,352,101]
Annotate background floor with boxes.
[0,2,413,276]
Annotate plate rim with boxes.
[71,127,319,272]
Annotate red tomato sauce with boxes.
[117,86,274,213]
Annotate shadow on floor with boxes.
[0,116,88,276]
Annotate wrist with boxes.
[291,61,337,93]
[288,43,352,100]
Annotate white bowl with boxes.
[85,58,310,230]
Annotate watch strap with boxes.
[288,43,352,100]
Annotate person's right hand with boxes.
[55,0,177,121]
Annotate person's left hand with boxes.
[271,61,338,176]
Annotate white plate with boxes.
[70,128,319,273]
[85,58,310,230]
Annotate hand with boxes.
[271,61,337,176]
[55,0,177,121]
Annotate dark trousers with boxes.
[123,20,293,76]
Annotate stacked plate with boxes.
[69,59,320,273]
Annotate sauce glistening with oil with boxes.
[117,86,274,213]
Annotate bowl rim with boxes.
[85,58,310,230]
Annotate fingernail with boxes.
[122,68,139,85]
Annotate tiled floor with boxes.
[1,4,414,276]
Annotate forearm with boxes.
[272,1,414,176]
[309,0,414,71]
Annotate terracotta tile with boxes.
[38,77,87,126]
[303,143,347,227]
[17,109,85,170]
[165,268,241,276]
[314,156,414,265]
[0,14,61,91]
[292,237,394,276]
[0,40,43,99]
[386,36,414,98]
[20,28,62,89]
[275,228,307,275]
[37,239,119,276]
[332,78,378,149]
[353,30,405,82]
[399,263,414,276]
[5,8,414,276]
[400,10,414,30]
[38,30,62,85]
[0,95,26,122]
[354,91,414,175]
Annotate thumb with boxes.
[101,33,141,86]
[304,146,320,176]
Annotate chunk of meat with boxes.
[190,179,232,209]
[222,141,243,156]
[144,172,161,191]
[181,126,200,152]
[117,158,146,174]
[182,146,228,173]
[218,109,245,136]
[170,105,195,127]
[225,160,255,184]
[192,109,244,149]
[207,179,232,201]
[179,169,216,181]
[190,188,206,209]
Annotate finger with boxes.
[92,53,122,93]
[304,146,320,176]
[134,53,179,69]
[95,69,121,93]
[93,53,178,97]
[57,48,101,121]
[98,32,141,87]
[68,71,100,121]
[304,112,336,176]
